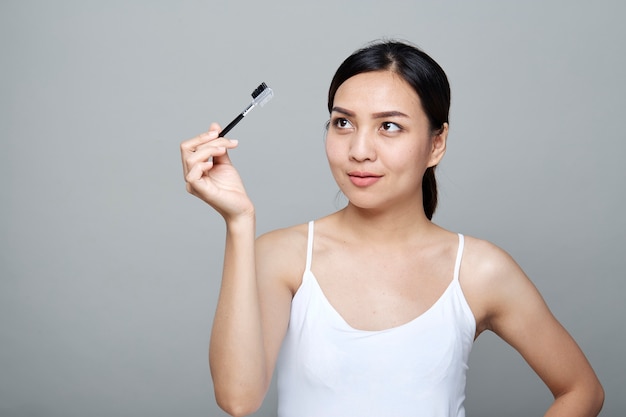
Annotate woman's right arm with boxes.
[181,125,293,416]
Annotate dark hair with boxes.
[327,40,450,220]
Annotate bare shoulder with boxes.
[459,235,543,335]
[255,223,310,294]
[256,222,309,251]
[458,235,603,411]
[461,235,522,281]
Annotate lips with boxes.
[348,171,382,187]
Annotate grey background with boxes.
[1,1,624,416]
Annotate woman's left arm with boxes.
[467,239,604,417]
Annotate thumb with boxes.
[208,122,222,136]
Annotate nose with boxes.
[348,130,376,162]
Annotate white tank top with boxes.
[276,221,476,417]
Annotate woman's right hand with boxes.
[181,122,254,221]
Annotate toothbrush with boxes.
[218,82,274,137]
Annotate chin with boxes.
[342,194,391,211]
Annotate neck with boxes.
[337,200,435,243]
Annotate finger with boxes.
[211,139,239,165]
[181,130,216,176]
[180,123,228,175]
[185,159,214,185]
[193,137,238,155]
[181,129,218,155]
[184,144,235,184]
[185,160,221,200]
[185,146,221,172]
[184,139,238,173]
[208,122,221,136]
[180,122,222,155]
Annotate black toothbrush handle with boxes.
[218,113,244,137]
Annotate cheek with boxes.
[392,148,426,179]
[325,137,348,186]
[325,136,343,167]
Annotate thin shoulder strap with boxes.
[453,233,465,282]
[305,221,314,271]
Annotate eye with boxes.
[381,121,401,132]
[332,117,353,129]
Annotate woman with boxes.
[180,41,604,417]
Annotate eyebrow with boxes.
[331,106,409,119]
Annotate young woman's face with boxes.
[325,70,446,211]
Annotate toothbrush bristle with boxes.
[251,82,268,99]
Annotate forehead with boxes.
[333,71,422,112]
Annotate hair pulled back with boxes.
[327,40,450,220]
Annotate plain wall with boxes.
[1,1,624,416]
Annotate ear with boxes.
[427,123,448,168]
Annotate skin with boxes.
[180,70,604,417]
